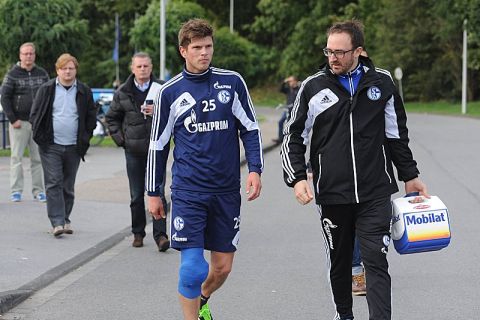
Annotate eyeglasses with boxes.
[323,48,355,58]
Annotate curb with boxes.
[0,226,131,314]
[0,142,280,314]
[0,290,31,314]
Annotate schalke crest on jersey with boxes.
[367,86,381,101]
[217,90,231,104]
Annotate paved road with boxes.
[0,106,280,313]
[1,113,479,319]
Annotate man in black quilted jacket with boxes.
[106,52,169,251]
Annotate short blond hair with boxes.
[55,53,79,70]
[19,42,35,53]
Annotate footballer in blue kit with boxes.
[146,19,263,320]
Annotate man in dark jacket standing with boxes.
[106,52,169,252]
[30,53,97,237]
[281,21,428,320]
[1,42,49,202]
[274,75,300,143]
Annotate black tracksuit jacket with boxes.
[281,56,419,205]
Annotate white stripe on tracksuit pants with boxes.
[317,197,393,320]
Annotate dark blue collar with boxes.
[183,66,212,82]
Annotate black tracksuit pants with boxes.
[317,197,392,320]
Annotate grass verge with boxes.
[405,100,480,118]
[250,84,284,107]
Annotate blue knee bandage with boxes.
[178,248,209,299]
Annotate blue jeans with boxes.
[277,111,288,140]
[125,152,167,241]
[352,236,363,275]
[39,144,80,227]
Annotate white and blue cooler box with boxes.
[391,195,451,254]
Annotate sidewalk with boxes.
[0,106,282,313]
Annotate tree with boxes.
[213,27,272,86]
[130,1,273,85]
[373,0,465,101]
[281,1,355,79]
[465,0,480,99]
[0,0,89,77]
[78,0,152,87]
[130,0,212,79]
[249,0,314,49]
[1,0,476,98]
[193,0,260,36]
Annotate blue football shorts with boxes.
[170,189,241,252]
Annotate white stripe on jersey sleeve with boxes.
[212,68,258,118]
[231,91,259,131]
[146,148,156,191]
[151,73,183,142]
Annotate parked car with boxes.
[92,88,115,115]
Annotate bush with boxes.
[213,27,278,87]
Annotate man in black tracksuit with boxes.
[281,21,428,320]
[106,52,169,252]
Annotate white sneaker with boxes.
[64,223,73,234]
[53,225,64,237]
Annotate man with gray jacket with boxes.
[1,42,49,202]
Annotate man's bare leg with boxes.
[201,251,235,297]
[178,251,234,319]
[179,295,200,320]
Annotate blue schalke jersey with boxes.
[146,67,264,195]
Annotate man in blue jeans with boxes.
[352,238,366,295]
[273,75,300,143]
[106,52,169,251]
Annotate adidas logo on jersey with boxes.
[320,95,332,104]
[179,98,190,107]
[314,88,339,109]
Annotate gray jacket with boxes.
[1,63,49,123]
